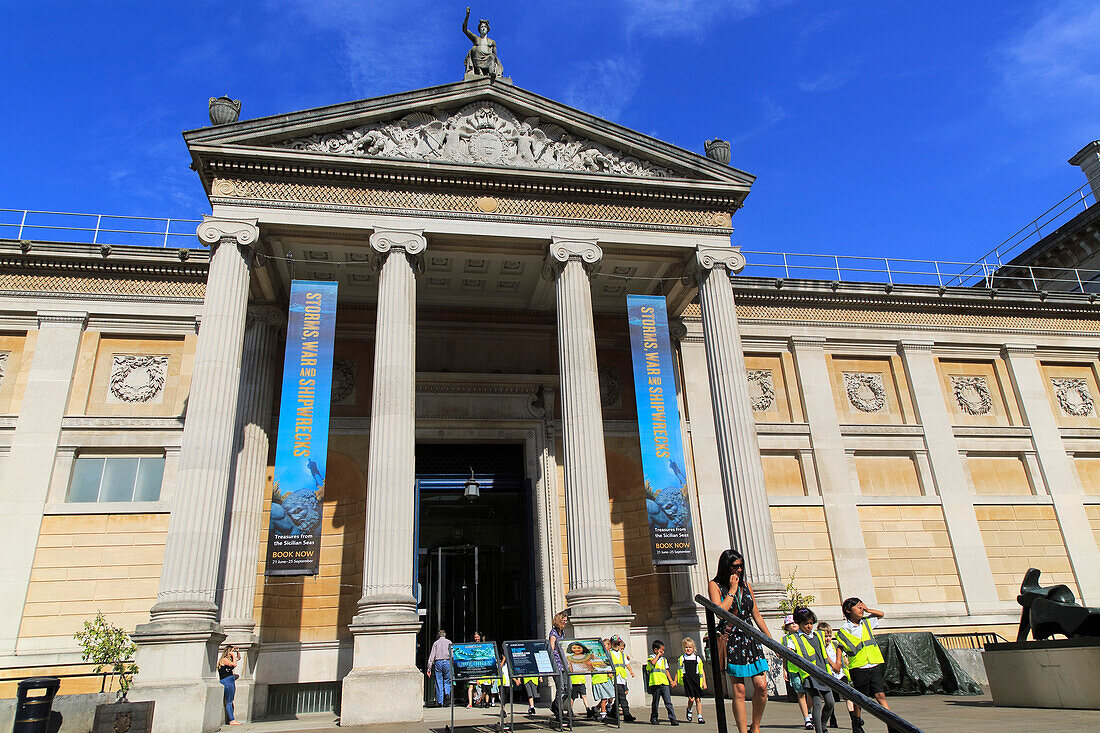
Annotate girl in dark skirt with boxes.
[677,638,707,723]
[707,548,773,733]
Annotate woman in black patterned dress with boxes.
[707,548,772,733]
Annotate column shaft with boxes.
[0,312,85,654]
[548,238,632,637]
[694,247,782,603]
[152,228,254,618]
[1003,345,1100,604]
[221,312,278,630]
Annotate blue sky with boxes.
[1,1,1097,267]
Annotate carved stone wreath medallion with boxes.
[599,366,622,409]
[747,369,775,412]
[950,375,993,416]
[1051,377,1095,417]
[331,359,357,405]
[108,354,169,404]
[843,372,887,413]
[0,351,8,389]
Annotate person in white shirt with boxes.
[426,629,453,707]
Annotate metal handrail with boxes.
[0,208,202,249]
[935,632,1008,651]
[696,594,922,733]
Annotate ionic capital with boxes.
[369,228,426,258]
[196,216,259,249]
[549,237,602,265]
[695,245,746,275]
[246,304,286,328]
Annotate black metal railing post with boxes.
[695,595,923,733]
[705,607,727,733]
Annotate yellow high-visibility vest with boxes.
[782,633,801,674]
[647,656,671,687]
[610,649,629,679]
[835,620,885,669]
[792,632,829,682]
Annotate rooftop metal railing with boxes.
[738,250,1100,293]
[697,594,923,733]
[0,208,203,249]
[3,200,1098,293]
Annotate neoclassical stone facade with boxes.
[1,80,1099,731]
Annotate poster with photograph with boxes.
[451,642,500,679]
[558,638,615,676]
[503,640,558,678]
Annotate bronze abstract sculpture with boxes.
[1016,567,1100,641]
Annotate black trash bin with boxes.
[13,677,60,733]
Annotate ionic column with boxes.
[692,246,783,607]
[130,216,257,733]
[341,228,425,726]
[219,306,281,721]
[1002,344,1100,605]
[547,238,633,638]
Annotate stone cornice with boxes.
[0,240,210,278]
[36,310,87,327]
[1002,343,1038,357]
[196,215,259,248]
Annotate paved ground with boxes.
[227,693,1100,733]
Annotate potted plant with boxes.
[75,613,154,732]
[778,567,816,613]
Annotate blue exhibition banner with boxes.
[626,295,697,565]
[265,280,339,576]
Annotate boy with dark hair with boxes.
[790,607,841,733]
[646,640,678,725]
[835,598,889,733]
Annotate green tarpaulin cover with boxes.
[880,632,982,695]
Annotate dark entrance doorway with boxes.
[414,443,535,704]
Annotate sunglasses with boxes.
[732,563,744,570]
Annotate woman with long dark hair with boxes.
[707,549,772,733]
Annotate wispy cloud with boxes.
[289,0,450,97]
[798,67,854,93]
[735,96,788,142]
[562,56,643,122]
[994,1,1100,144]
[621,0,782,38]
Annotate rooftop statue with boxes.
[463,7,503,79]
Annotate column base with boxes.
[128,617,226,733]
[222,620,257,722]
[340,600,423,725]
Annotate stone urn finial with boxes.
[209,96,241,126]
[704,138,731,165]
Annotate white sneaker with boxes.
[697,718,705,724]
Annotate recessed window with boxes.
[67,456,164,503]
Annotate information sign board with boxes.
[451,642,500,680]
[558,638,615,676]
[502,640,558,678]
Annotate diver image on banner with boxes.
[265,280,339,576]
[626,294,697,565]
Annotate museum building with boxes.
[1,73,1100,731]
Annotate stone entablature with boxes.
[210,177,733,232]
[279,102,674,178]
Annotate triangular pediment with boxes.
[184,80,754,188]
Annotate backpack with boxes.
[643,660,654,695]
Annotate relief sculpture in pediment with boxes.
[279,102,673,178]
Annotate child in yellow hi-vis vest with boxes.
[646,640,678,725]
[836,598,889,733]
[781,614,812,729]
[516,675,540,716]
[790,608,841,733]
[608,635,636,723]
[817,622,852,729]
